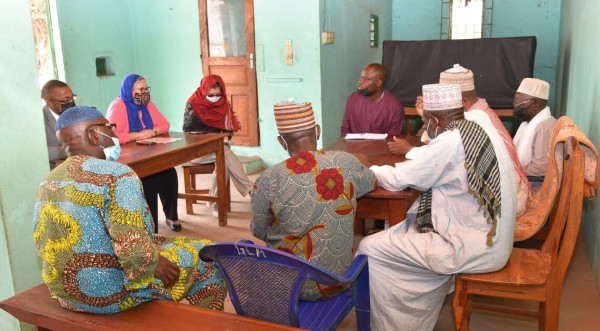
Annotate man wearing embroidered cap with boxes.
[442,64,531,214]
[33,106,226,314]
[357,84,517,330]
[250,100,377,301]
[390,64,531,215]
[513,78,557,186]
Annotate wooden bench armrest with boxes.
[0,284,302,331]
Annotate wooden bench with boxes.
[0,284,302,331]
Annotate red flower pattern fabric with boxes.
[250,151,377,301]
[285,151,317,174]
[316,168,345,200]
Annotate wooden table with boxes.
[324,137,421,234]
[118,132,230,226]
[0,284,302,331]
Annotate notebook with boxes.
[344,133,388,140]
[136,137,183,144]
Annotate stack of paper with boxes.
[344,133,388,140]
[136,137,183,144]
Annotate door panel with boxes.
[199,0,258,146]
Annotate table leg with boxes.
[215,140,227,226]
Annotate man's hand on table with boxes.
[388,136,414,155]
[155,255,180,288]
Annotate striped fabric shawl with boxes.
[416,119,502,246]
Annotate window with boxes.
[451,0,484,39]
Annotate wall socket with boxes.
[322,31,335,44]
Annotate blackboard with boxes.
[382,36,536,109]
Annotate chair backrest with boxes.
[541,136,585,281]
[514,117,574,241]
[199,241,363,327]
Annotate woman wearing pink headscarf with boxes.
[183,75,253,216]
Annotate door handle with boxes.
[249,53,254,69]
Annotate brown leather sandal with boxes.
[165,219,183,232]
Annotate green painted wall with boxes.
[250,0,323,165]
[392,0,442,40]
[56,0,202,128]
[320,0,394,146]
[558,0,600,289]
[56,0,135,112]
[129,0,203,131]
[490,0,562,110]
[0,0,47,329]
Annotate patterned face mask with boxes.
[134,92,150,105]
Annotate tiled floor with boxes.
[160,167,600,330]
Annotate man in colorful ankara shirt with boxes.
[33,106,226,314]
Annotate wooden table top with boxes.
[324,137,413,167]
[117,131,229,179]
[118,132,229,168]
[324,136,422,199]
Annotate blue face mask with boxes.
[94,130,121,161]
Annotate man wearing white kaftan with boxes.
[357,84,517,331]
[512,78,557,177]
[513,106,556,176]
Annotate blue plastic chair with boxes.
[199,240,370,331]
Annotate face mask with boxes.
[420,130,431,144]
[425,118,439,141]
[206,95,222,103]
[60,101,76,112]
[513,107,528,122]
[94,130,122,161]
[134,92,151,105]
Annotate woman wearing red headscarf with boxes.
[183,75,253,216]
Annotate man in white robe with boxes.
[513,78,557,192]
[357,84,517,331]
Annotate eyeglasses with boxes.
[51,94,77,104]
[207,94,222,98]
[513,99,534,108]
[138,87,151,93]
[85,123,117,132]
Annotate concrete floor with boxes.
[160,167,600,330]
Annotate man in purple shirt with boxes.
[340,63,405,137]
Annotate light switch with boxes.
[322,31,335,44]
[286,40,293,66]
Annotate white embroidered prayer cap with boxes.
[439,63,475,92]
[422,83,463,111]
[517,78,550,100]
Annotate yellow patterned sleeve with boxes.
[106,175,159,284]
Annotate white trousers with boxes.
[191,146,254,200]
